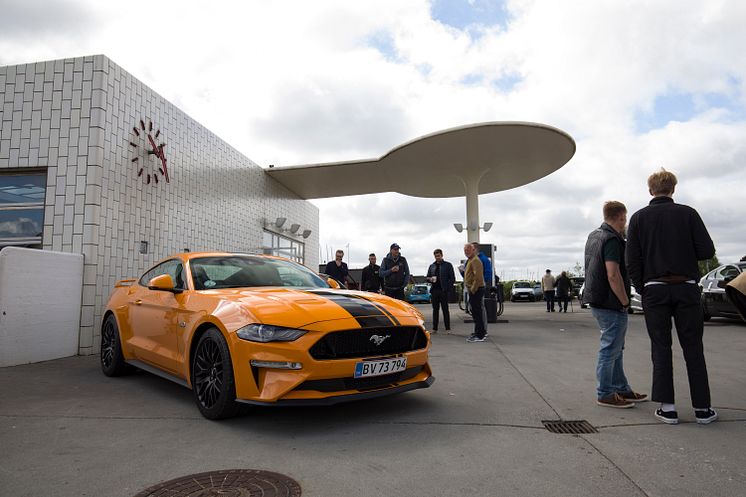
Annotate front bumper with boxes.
[236,376,435,406]
[227,319,433,404]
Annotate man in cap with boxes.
[379,243,410,301]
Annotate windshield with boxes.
[190,255,328,290]
[412,286,429,295]
[513,282,530,288]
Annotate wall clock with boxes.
[129,118,170,185]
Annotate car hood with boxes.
[207,287,421,330]
[512,288,532,292]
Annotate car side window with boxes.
[138,259,185,289]
[716,266,738,281]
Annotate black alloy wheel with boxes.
[100,314,131,376]
[191,328,241,419]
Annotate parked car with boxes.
[629,286,643,314]
[700,262,746,322]
[579,282,642,313]
[511,281,535,302]
[533,284,543,299]
[101,252,434,419]
[570,277,585,298]
[407,283,431,304]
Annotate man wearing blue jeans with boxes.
[583,201,648,408]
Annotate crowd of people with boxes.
[324,242,492,343]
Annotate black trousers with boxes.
[544,290,555,311]
[642,283,711,408]
[469,287,486,338]
[431,289,450,330]
[384,287,405,301]
[556,293,569,312]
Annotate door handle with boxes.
[134,299,143,305]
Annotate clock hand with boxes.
[147,134,161,158]
[159,144,170,182]
[148,134,170,183]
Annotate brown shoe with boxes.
[619,391,648,402]
[597,393,635,408]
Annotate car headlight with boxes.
[236,324,306,343]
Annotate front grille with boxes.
[297,366,423,392]
[309,326,427,360]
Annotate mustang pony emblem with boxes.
[369,334,391,346]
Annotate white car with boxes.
[511,281,536,302]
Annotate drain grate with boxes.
[133,469,302,497]
[542,419,598,434]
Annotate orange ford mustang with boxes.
[101,252,434,419]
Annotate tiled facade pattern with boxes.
[0,55,319,355]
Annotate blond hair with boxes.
[648,168,677,196]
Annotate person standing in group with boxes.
[555,271,572,313]
[360,253,382,293]
[324,250,350,287]
[626,168,717,425]
[379,243,410,301]
[463,243,487,342]
[583,201,648,409]
[541,269,556,312]
[426,249,456,333]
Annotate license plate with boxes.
[354,357,407,378]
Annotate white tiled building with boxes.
[0,55,319,355]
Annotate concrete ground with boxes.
[1,302,745,497]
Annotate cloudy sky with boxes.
[2,0,745,279]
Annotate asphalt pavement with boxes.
[1,301,745,497]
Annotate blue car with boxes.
[407,284,431,304]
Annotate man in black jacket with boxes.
[324,249,350,287]
[626,168,717,425]
[426,248,456,332]
[360,253,381,293]
[584,201,647,409]
[379,243,409,301]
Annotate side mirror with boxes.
[148,274,183,294]
[327,278,341,289]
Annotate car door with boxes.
[127,259,187,374]
[710,265,739,315]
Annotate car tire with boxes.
[100,314,133,377]
[191,328,243,420]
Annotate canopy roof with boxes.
[265,122,576,199]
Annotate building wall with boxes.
[0,55,319,355]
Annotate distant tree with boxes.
[698,254,720,276]
[573,261,583,277]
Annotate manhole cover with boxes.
[133,469,302,497]
[542,419,598,434]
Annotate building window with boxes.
[0,172,46,248]
[262,230,305,264]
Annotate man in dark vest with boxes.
[583,201,647,409]
[379,243,410,301]
[426,248,456,332]
[360,253,382,293]
[626,168,716,425]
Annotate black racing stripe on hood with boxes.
[353,293,402,326]
[305,290,396,327]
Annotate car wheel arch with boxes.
[187,320,232,386]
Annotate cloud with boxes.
[1,0,745,273]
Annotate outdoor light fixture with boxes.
[274,217,287,228]
[289,223,301,234]
[139,241,149,254]
[302,229,312,239]
[483,222,493,232]
[454,223,464,233]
